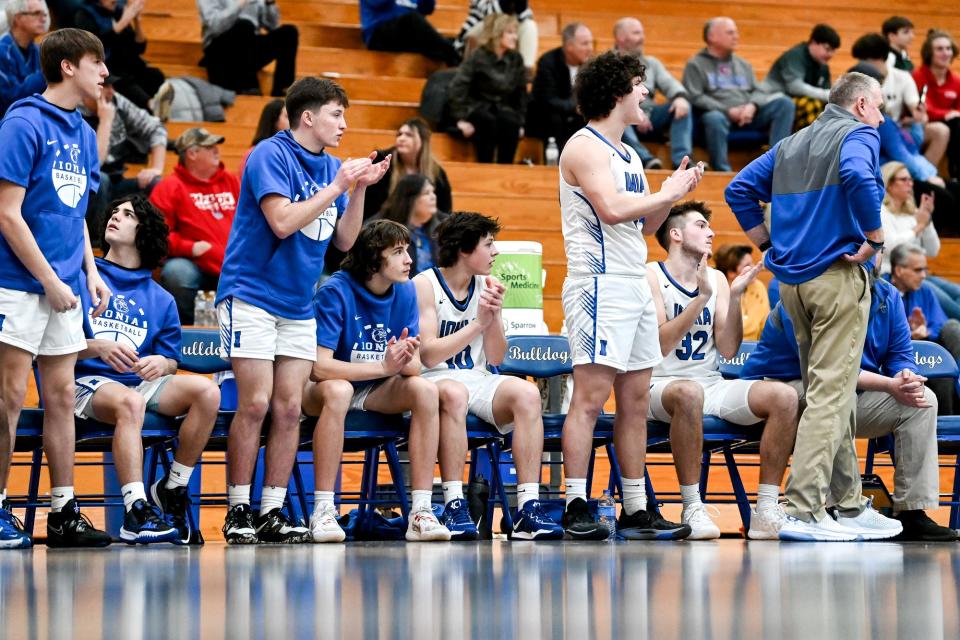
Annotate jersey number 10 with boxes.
[446,346,474,369]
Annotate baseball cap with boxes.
[174,127,226,154]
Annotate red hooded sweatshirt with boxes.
[150,163,240,276]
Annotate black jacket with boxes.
[448,47,527,121]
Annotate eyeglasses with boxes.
[892,176,914,183]
[17,9,48,17]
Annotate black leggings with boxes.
[468,103,522,164]
[946,117,960,180]
[203,21,299,96]
[367,12,460,66]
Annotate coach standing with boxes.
[725,72,902,541]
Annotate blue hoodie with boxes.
[0,34,45,116]
[216,129,349,319]
[76,258,181,386]
[741,279,916,381]
[360,0,436,44]
[0,95,100,295]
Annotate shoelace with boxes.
[70,511,98,533]
[1,511,27,533]
[686,503,721,524]
[447,504,473,525]
[527,503,555,526]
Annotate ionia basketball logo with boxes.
[89,294,148,349]
[300,205,337,242]
[51,143,88,208]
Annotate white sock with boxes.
[50,486,74,512]
[564,478,587,506]
[227,484,251,508]
[756,484,780,512]
[121,482,147,511]
[165,461,194,489]
[441,480,464,505]
[259,486,287,516]
[680,484,703,510]
[621,477,647,515]
[0,489,7,504]
[313,491,335,511]
[411,489,432,513]
[517,483,539,509]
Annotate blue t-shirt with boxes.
[216,130,349,319]
[0,35,45,116]
[0,95,100,294]
[76,258,181,386]
[742,279,915,381]
[314,271,420,386]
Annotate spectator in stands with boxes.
[153,76,235,123]
[376,173,447,275]
[304,220,451,542]
[741,286,956,541]
[886,244,960,414]
[238,98,287,175]
[613,16,693,170]
[47,0,80,28]
[883,15,915,72]
[80,75,167,237]
[151,127,239,326]
[881,161,960,321]
[74,0,164,111]
[914,30,960,179]
[360,0,459,67]
[449,14,527,164]
[762,24,840,130]
[528,22,593,153]
[453,0,537,72]
[0,0,48,116]
[683,17,795,172]
[198,0,299,97]
[713,243,770,341]
[75,195,220,545]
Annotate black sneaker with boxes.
[150,478,195,545]
[222,504,258,545]
[894,510,958,542]
[618,505,691,540]
[256,508,311,544]
[562,498,608,540]
[47,499,112,548]
[119,499,178,545]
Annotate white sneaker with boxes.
[310,503,346,543]
[834,504,903,541]
[748,504,787,540]
[778,513,860,542]
[681,503,721,540]
[405,507,452,542]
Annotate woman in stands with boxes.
[376,173,448,275]
[448,14,527,164]
[238,99,289,175]
[73,195,219,545]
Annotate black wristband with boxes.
[867,239,885,251]
[759,240,772,252]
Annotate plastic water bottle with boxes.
[193,291,208,327]
[598,490,617,541]
[205,290,218,327]
[544,137,559,166]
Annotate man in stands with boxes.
[742,277,956,541]
[528,22,593,153]
[682,17,795,171]
[303,220,450,543]
[613,16,693,170]
[151,127,240,325]
[762,24,840,130]
[0,0,48,116]
[646,201,800,540]
[360,0,460,67]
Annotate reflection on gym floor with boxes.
[1,541,958,639]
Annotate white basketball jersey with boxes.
[650,262,722,382]
[560,126,651,278]
[420,267,489,374]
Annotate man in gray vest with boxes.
[725,72,902,541]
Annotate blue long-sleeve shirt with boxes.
[0,34,45,116]
[725,105,883,285]
[359,0,436,44]
[882,275,948,341]
[742,278,916,381]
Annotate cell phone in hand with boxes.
[920,85,928,104]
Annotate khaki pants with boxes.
[779,261,871,521]
[788,381,940,512]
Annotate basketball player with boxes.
[73,195,219,545]
[0,29,113,549]
[217,77,390,544]
[303,220,450,543]
[413,212,564,541]
[558,50,703,540]
[647,201,800,540]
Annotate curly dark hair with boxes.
[655,200,712,250]
[380,174,432,225]
[341,220,411,282]
[100,194,169,271]
[435,212,502,268]
[574,50,646,122]
[251,99,286,146]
